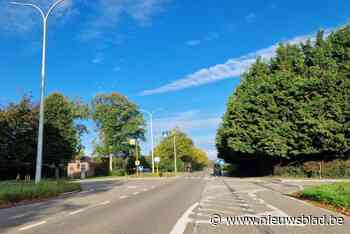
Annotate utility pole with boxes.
[173,132,177,174]
[10,0,67,184]
[141,109,155,174]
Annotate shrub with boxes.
[274,165,306,177]
[0,180,80,205]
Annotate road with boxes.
[0,172,349,234]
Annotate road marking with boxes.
[79,190,89,194]
[170,202,198,234]
[10,213,31,220]
[127,186,137,189]
[143,188,148,192]
[151,186,155,189]
[19,221,46,231]
[69,208,86,215]
[98,201,111,206]
[133,192,140,195]
[120,195,128,199]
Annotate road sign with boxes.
[216,159,225,166]
[154,157,160,163]
[135,160,140,166]
[129,139,136,145]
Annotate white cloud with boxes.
[245,12,256,23]
[92,53,103,64]
[0,0,76,33]
[186,39,201,47]
[79,0,170,41]
[141,109,220,160]
[152,110,220,134]
[113,66,121,72]
[140,32,316,96]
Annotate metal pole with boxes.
[136,141,138,176]
[174,134,177,174]
[11,0,66,184]
[141,109,155,174]
[150,113,155,174]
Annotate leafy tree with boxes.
[217,26,350,175]
[91,93,145,157]
[43,93,87,166]
[154,129,209,171]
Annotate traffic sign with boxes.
[135,160,140,166]
[154,157,160,163]
[216,159,225,166]
[129,139,136,145]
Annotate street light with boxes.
[10,0,67,183]
[140,109,155,174]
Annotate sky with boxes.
[0,0,350,160]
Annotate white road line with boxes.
[127,186,137,189]
[143,188,148,192]
[170,202,198,234]
[19,221,47,231]
[9,213,31,220]
[98,201,111,206]
[133,192,140,195]
[79,191,89,194]
[120,195,128,199]
[69,208,86,215]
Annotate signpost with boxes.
[154,157,160,175]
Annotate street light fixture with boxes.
[140,109,155,174]
[10,0,67,184]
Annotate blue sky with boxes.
[0,0,350,159]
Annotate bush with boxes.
[324,160,350,178]
[274,164,306,177]
[0,180,81,205]
[300,183,350,209]
[110,169,126,176]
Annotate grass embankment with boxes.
[0,180,81,208]
[297,182,350,216]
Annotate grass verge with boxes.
[0,180,81,208]
[295,182,350,216]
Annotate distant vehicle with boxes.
[213,164,222,176]
[143,168,151,173]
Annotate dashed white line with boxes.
[133,192,140,195]
[120,195,128,199]
[127,186,137,189]
[19,221,47,231]
[69,208,86,215]
[10,213,31,220]
[143,188,148,192]
[98,201,111,206]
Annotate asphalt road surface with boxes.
[0,172,349,234]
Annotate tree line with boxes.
[216,26,350,176]
[0,92,209,179]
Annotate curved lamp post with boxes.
[10,0,67,183]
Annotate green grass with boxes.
[299,182,350,209]
[0,180,81,206]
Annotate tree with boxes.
[91,93,145,157]
[216,26,350,175]
[43,93,87,167]
[154,129,209,171]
